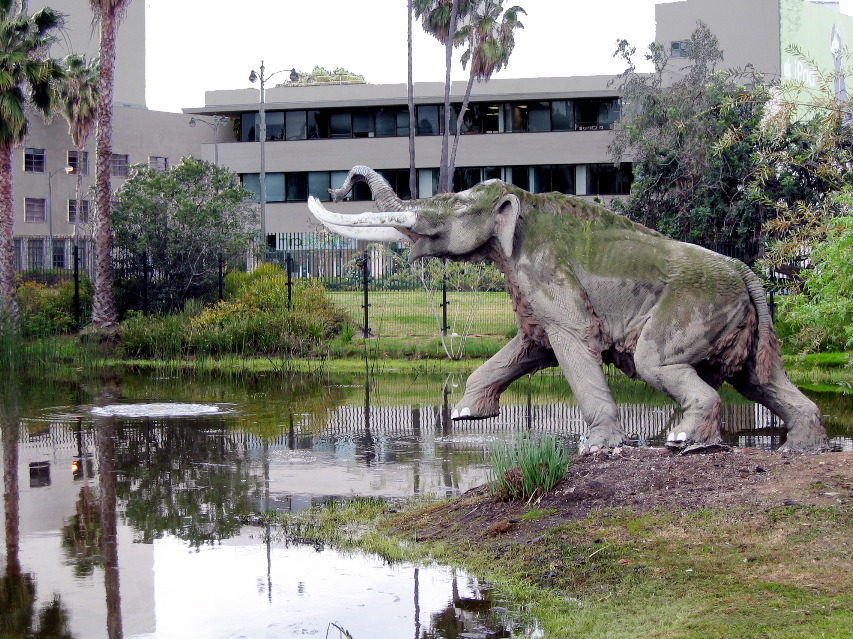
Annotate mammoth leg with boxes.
[729,355,828,452]
[452,334,557,420]
[633,337,724,450]
[547,328,626,452]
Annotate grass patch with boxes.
[326,290,515,337]
[489,433,571,502]
[376,502,853,639]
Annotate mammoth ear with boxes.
[495,194,520,258]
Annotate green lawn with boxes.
[327,290,516,337]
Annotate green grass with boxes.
[326,290,516,337]
[489,433,572,501]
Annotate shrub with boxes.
[489,433,570,502]
[119,265,348,358]
[16,276,93,337]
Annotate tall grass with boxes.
[489,432,571,502]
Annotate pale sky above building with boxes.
[144,0,853,113]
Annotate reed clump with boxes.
[488,432,570,502]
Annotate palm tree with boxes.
[89,0,131,331]
[414,0,476,193]
[58,54,99,246]
[449,2,525,184]
[0,0,64,323]
[407,0,417,199]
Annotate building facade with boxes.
[12,0,212,271]
[188,75,632,246]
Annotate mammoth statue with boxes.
[309,166,828,453]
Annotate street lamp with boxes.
[249,61,299,250]
[47,165,74,269]
[189,115,228,165]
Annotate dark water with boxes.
[1,369,850,638]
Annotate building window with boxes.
[110,154,129,177]
[587,162,633,195]
[241,113,258,141]
[265,111,285,140]
[308,172,332,201]
[327,111,350,139]
[24,148,46,173]
[532,165,575,195]
[417,105,441,136]
[149,156,169,173]
[67,150,89,176]
[25,198,47,223]
[68,199,91,224]
[26,239,44,269]
[671,41,688,58]
[285,111,307,140]
[241,173,285,202]
[575,98,621,130]
[285,172,308,201]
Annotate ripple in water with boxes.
[91,402,227,418]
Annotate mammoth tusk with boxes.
[320,221,411,243]
[308,196,417,228]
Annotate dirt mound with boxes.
[407,447,853,542]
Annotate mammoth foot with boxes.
[664,426,723,452]
[579,428,627,456]
[450,402,499,421]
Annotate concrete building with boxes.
[12,0,211,271]
[188,75,631,246]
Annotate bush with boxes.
[489,433,570,502]
[16,276,93,337]
[119,264,348,358]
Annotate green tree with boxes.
[407,0,417,198]
[450,1,525,184]
[112,157,258,312]
[780,210,853,352]
[610,23,774,255]
[89,0,131,331]
[0,0,64,323]
[57,53,99,244]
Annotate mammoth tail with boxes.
[735,261,777,384]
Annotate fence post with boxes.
[142,249,149,316]
[286,251,293,310]
[360,249,370,338]
[218,252,224,301]
[73,244,81,326]
[441,258,449,336]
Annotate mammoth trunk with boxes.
[329,165,408,212]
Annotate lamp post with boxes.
[47,165,74,269]
[249,61,298,250]
[189,115,228,165]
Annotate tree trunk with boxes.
[0,145,18,323]
[97,416,123,639]
[407,0,417,200]
[449,73,476,189]
[2,388,21,580]
[438,0,459,194]
[91,9,118,328]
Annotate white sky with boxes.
[144,0,853,113]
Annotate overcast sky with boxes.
[144,0,853,113]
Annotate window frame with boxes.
[24,148,46,173]
[25,197,47,223]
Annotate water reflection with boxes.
[1,369,850,638]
